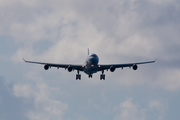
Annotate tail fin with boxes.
[88,48,89,55]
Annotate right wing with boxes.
[23,59,85,71]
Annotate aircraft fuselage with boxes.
[84,53,99,75]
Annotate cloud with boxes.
[13,82,68,120]
[114,98,168,120]
[149,99,168,113]
[6,0,177,55]
[0,76,29,120]
[114,98,146,120]
[156,68,180,91]
[149,99,168,120]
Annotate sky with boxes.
[0,0,180,120]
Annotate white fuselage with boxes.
[83,53,99,75]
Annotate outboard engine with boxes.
[132,64,138,70]
[110,66,116,72]
[44,64,49,70]
[67,66,73,72]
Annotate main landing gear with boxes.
[76,70,81,80]
[100,70,105,80]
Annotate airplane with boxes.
[23,49,156,80]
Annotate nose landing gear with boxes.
[89,74,92,78]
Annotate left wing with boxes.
[98,60,156,72]
[23,59,85,71]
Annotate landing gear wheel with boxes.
[76,74,81,80]
[100,74,105,80]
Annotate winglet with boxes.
[22,58,26,62]
[154,58,157,62]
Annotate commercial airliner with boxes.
[23,49,155,80]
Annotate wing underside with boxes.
[23,59,84,71]
[98,60,156,71]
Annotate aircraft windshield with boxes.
[90,54,96,57]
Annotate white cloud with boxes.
[156,68,180,91]
[0,76,29,120]
[150,0,174,5]
[4,0,177,59]
[114,98,168,120]
[14,84,33,98]
[149,99,168,120]
[114,98,146,120]
[27,99,67,120]
[13,82,68,120]
[149,99,168,113]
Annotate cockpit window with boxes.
[90,54,96,57]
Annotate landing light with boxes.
[91,65,94,67]
[98,65,101,67]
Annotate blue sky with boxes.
[1,0,180,120]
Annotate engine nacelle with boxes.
[132,64,138,70]
[67,66,73,72]
[110,66,116,72]
[44,64,49,70]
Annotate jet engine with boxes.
[132,64,138,70]
[67,66,73,72]
[44,64,49,70]
[110,66,116,72]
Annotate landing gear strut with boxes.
[100,70,105,80]
[76,70,81,80]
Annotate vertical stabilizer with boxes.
[88,48,89,55]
